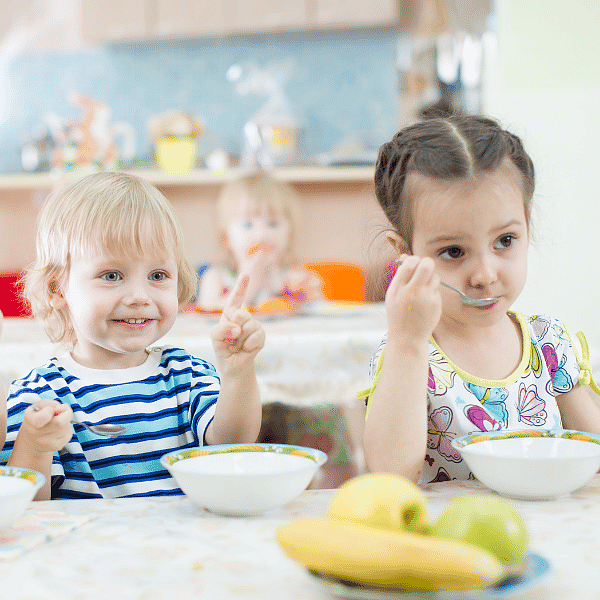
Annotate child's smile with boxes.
[52,249,179,369]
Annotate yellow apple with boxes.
[327,473,430,533]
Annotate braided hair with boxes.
[375,115,535,249]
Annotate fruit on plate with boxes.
[432,494,529,570]
[276,518,505,592]
[327,473,429,533]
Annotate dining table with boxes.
[1,475,600,599]
[0,302,387,486]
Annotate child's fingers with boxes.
[234,319,265,352]
[221,274,250,319]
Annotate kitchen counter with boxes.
[0,165,376,190]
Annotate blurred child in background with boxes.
[198,172,322,310]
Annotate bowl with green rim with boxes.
[161,443,327,515]
[452,429,600,500]
[0,466,46,530]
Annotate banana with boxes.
[276,518,506,592]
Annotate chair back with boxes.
[0,271,32,317]
[304,261,366,302]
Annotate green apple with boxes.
[431,495,529,567]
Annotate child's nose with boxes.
[123,280,151,305]
[468,255,498,288]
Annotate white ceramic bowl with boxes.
[452,430,600,500]
[0,466,46,530]
[161,443,327,515]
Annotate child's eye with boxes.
[268,220,279,228]
[439,246,464,260]
[100,271,121,282]
[495,235,515,249]
[242,220,253,229]
[149,270,168,282]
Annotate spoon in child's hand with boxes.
[29,402,126,437]
[394,258,500,307]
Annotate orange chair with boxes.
[0,271,32,317]
[304,261,366,302]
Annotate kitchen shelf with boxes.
[0,165,376,191]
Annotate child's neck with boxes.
[432,312,523,382]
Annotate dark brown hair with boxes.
[374,115,535,248]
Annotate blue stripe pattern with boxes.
[0,347,218,499]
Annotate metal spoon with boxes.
[31,403,126,438]
[394,259,500,307]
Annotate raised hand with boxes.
[210,273,265,373]
[386,254,442,343]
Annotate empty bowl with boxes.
[0,466,46,530]
[161,443,327,515]
[452,429,600,500]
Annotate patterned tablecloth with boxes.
[0,304,387,487]
[2,476,600,599]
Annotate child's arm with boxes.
[363,256,442,482]
[556,385,600,435]
[0,383,6,451]
[205,274,264,445]
[7,398,73,500]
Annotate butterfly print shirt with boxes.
[362,312,581,484]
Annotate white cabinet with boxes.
[154,0,228,38]
[82,0,407,43]
[312,0,402,28]
[82,0,151,42]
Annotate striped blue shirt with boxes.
[0,347,218,499]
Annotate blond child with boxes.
[1,172,264,500]
[198,172,322,310]
[361,114,600,484]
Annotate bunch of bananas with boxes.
[276,473,529,592]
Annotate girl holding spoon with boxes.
[1,172,264,500]
[361,114,600,483]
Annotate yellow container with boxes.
[156,137,197,173]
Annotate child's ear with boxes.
[48,282,67,309]
[386,231,410,256]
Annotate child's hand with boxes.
[210,273,265,373]
[386,255,442,343]
[18,396,73,455]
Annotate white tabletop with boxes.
[0,303,387,408]
[2,476,600,600]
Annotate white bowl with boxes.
[161,443,327,515]
[0,466,46,530]
[452,430,600,500]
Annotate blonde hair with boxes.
[24,171,196,346]
[217,172,301,268]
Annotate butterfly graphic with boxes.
[427,466,453,483]
[427,406,462,463]
[464,383,509,428]
[517,383,547,426]
[530,315,551,340]
[545,349,574,394]
[528,339,543,377]
[464,404,503,432]
[428,349,456,396]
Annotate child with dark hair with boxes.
[361,114,600,483]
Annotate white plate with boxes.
[307,553,550,600]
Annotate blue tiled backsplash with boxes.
[1,31,398,173]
